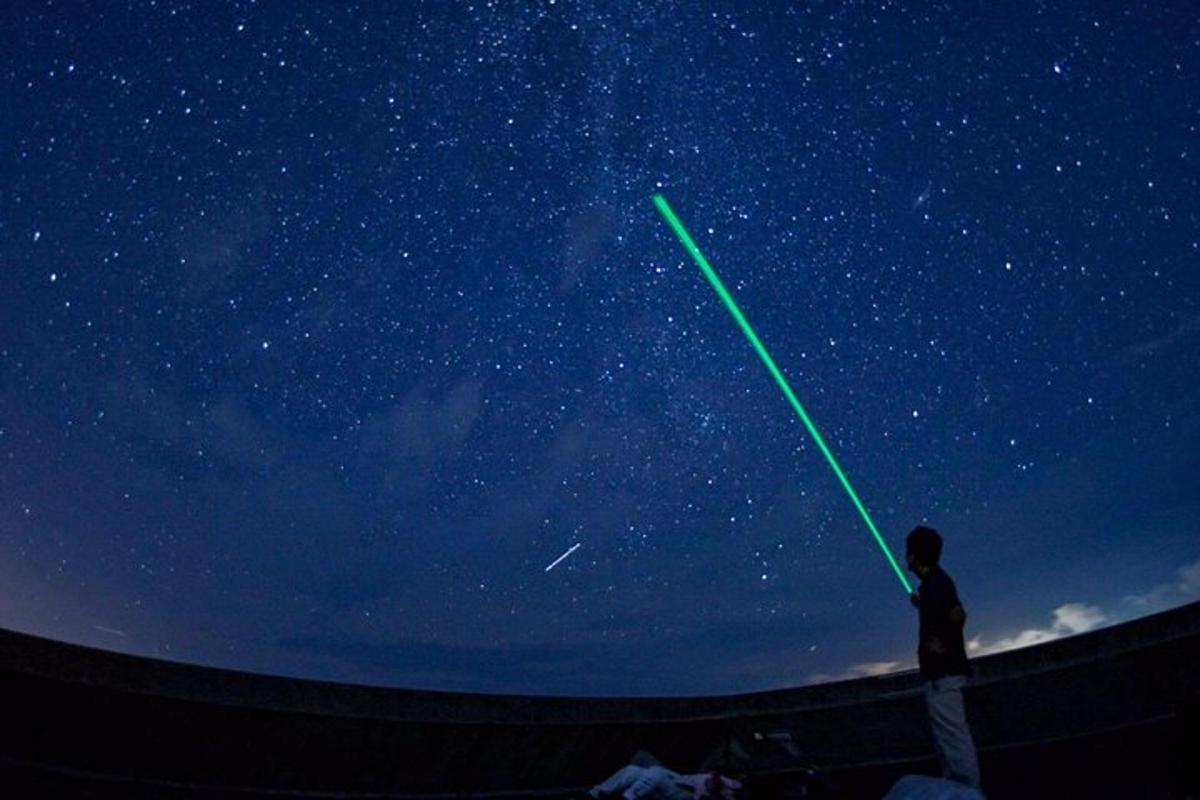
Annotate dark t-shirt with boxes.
[916,565,971,680]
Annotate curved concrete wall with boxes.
[0,601,1197,797]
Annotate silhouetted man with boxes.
[907,525,980,788]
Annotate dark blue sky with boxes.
[2,1,1198,696]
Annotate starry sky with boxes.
[2,1,1198,697]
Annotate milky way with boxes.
[1,2,1198,695]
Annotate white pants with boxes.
[588,765,693,800]
[925,675,981,788]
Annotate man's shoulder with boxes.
[931,565,957,586]
[922,567,959,602]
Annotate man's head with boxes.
[906,525,942,576]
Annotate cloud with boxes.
[806,660,908,684]
[93,625,128,638]
[969,602,1108,656]
[847,660,905,677]
[808,602,1115,678]
[965,559,1200,659]
[1120,559,1200,615]
[1052,602,1108,634]
[813,595,1121,681]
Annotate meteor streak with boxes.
[653,193,913,595]
[544,542,582,572]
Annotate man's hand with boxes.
[926,636,946,655]
[949,605,967,626]
[910,592,920,609]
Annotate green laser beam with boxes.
[653,193,913,595]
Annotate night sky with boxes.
[2,2,1198,697]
